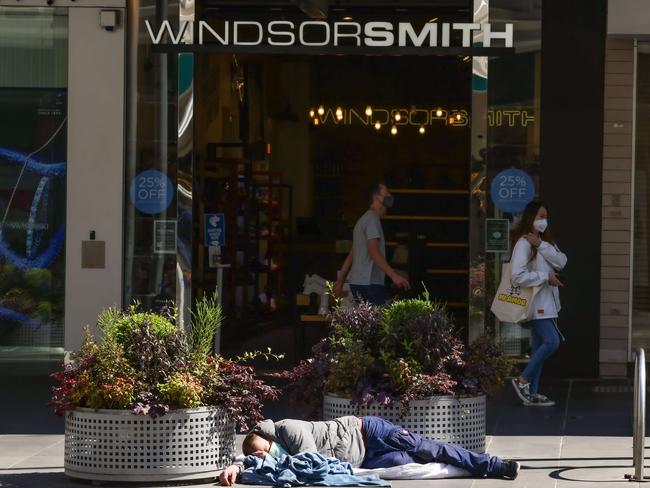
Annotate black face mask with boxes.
[382,195,394,209]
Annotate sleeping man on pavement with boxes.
[219,415,520,485]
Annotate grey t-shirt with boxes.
[348,210,386,286]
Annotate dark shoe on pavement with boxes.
[500,460,521,480]
[524,394,555,407]
[511,378,532,404]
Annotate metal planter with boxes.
[64,407,236,482]
[323,393,486,453]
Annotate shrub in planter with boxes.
[50,295,280,482]
[282,296,512,419]
[51,297,278,427]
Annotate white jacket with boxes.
[510,237,568,320]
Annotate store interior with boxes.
[194,53,472,364]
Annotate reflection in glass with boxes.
[486,0,542,354]
[632,42,650,352]
[0,8,68,359]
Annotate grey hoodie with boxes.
[249,416,366,468]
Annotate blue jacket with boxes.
[241,452,390,487]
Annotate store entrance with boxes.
[194,54,471,365]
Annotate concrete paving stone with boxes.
[0,436,64,470]
[555,466,640,485]
[0,435,62,456]
[0,471,221,488]
[384,479,475,488]
[559,436,634,456]
[488,472,558,488]
[0,459,24,471]
[486,436,563,458]
[9,456,64,470]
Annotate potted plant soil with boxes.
[50,295,278,483]
[282,295,512,453]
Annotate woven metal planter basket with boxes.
[64,407,236,482]
[323,393,486,453]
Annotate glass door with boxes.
[0,7,68,363]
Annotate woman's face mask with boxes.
[268,441,289,459]
[533,218,548,233]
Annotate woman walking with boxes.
[510,201,567,407]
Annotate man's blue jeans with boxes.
[521,318,560,395]
[350,285,388,306]
[361,416,503,477]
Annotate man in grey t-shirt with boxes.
[333,183,410,305]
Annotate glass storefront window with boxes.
[0,7,68,360]
[484,0,542,354]
[123,2,180,315]
[632,42,650,352]
[129,3,539,363]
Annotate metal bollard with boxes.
[626,348,647,482]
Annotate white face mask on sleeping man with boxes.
[268,441,289,459]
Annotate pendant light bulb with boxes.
[391,125,398,135]
[394,112,402,122]
[365,106,373,117]
[436,109,443,117]
[313,118,320,126]
[456,113,462,121]
[374,121,381,130]
[317,105,325,116]
[419,126,426,134]
[309,109,315,118]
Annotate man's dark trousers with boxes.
[360,416,502,477]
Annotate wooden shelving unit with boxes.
[383,186,469,326]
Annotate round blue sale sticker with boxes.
[490,169,535,213]
[130,170,174,215]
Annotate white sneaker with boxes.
[526,393,555,407]
[511,378,532,404]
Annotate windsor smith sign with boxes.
[147,19,514,54]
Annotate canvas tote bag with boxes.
[490,261,538,323]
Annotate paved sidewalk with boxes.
[0,378,642,488]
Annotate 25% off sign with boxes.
[490,168,535,213]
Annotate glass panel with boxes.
[485,1,542,355]
[0,7,68,362]
[194,11,474,362]
[632,42,650,352]
[123,1,179,315]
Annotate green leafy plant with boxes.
[190,292,223,356]
[159,372,204,408]
[99,305,176,346]
[51,299,279,429]
[283,295,513,418]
